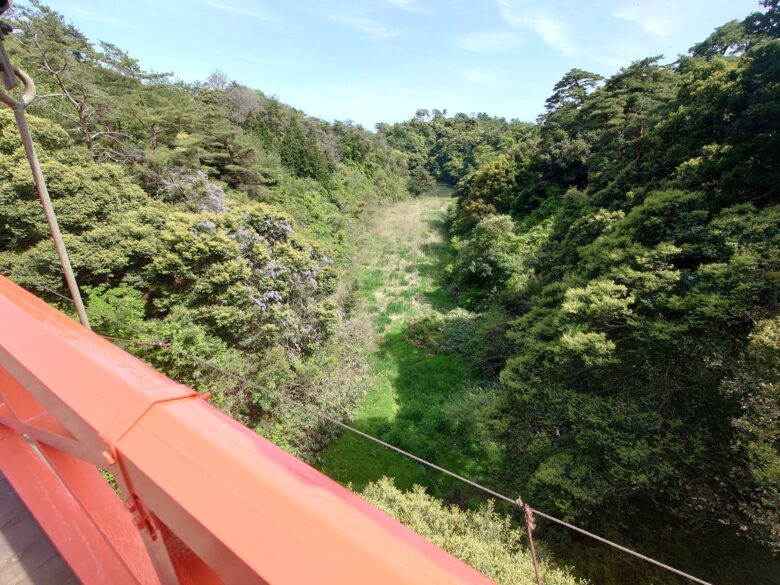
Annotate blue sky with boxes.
[40,0,762,128]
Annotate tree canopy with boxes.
[433,0,780,554]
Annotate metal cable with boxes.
[0,29,91,329]
[529,509,712,585]
[0,267,714,585]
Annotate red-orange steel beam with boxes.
[0,275,494,585]
[0,425,160,585]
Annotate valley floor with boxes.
[317,185,497,497]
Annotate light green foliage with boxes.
[0,109,152,288]
[448,215,523,305]
[406,308,480,355]
[1,4,409,459]
[83,285,148,339]
[448,214,553,307]
[562,279,634,320]
[405,304,514,378]
[362,478,584,585]
[380,112,530,186]
[557,330,616,366]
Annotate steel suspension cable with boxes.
[0,26,90,329]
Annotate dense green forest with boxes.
[0,1,416,456]
[378,1,779,581]
[1,1,778,584]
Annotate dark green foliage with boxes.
[279,117,331,183]
[380,111,530,185]
[721,317,780,550]
[408,165,435,196]
[746,0,780,38]
[442,2,780,557]
[690,20,751,58]
[544,69,604,112]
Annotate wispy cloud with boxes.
[59,4,137,29]
[202,0,272,21]
[386,0,433,14]
[463,69,496,84]
[243,56,308,69]
[497,0,576,57]
[613,4,679,38]
[330,15,401,39]
[457,30,523,52]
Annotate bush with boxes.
[405,308,479,354]
[361,478,585,585]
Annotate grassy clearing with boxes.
[317,187,494,496]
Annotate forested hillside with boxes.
[378,110,531,191]
[1,1,778,583]
[0,1,411,455]
[379,0,779,579]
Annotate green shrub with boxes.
[361,478,585,585]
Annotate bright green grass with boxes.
[317,326,489,494]
[373,313,392,332]
[318,187,495,497]
[361,268,384,296]
[385,300,406,315]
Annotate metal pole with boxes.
[0,25,90,329]
[12,104,91,329]
[524,504,543,585]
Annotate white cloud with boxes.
[202,0,271,21]
[330,15,401,39]
[386,0,432,14]
[457,30,523,52]
[463,69,495,84]
[497,0,576,57]
[613,4,679,38]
